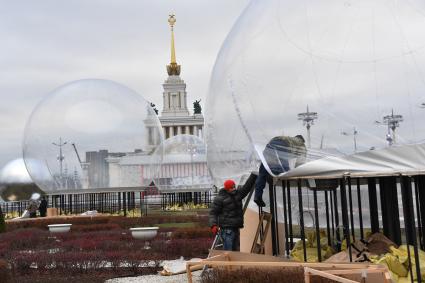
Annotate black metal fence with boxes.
[264,174,425,282]
[1,190,213,218]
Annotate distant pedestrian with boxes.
[209,179,252,251]
[39,196,48,217]
[27,199,39,218]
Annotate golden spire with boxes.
[168,14,176,64]
[167,14,181,76]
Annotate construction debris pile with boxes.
[372,246,425,283]
[291,232,425,282]
[290,231,334,262]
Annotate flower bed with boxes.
[5,213,209,232]
[0,215,213,282]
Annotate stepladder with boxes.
[251,210,272,254]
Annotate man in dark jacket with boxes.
[39,196,48,217]
[254,135,306,207]
[209,179,252,251]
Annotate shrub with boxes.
[0,259,11,282]
[1,213,212,282]
[5,214,209,233]
[13,273,112,283]
[151,237,212,259]
[5,216,111,232]
[0,209,6,233]
[171,227,211,239]
[0,228,51,251]
[71,223,121,232]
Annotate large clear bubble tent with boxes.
[205,0,425,268]
[206,0,425,184]
[23,79,163,194]
[151,134,212,192]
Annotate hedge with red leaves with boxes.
[0,225,213,282]
[6,214,209,232]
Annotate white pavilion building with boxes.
[88,15,209,191]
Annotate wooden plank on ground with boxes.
[187,252,392,283]
[209,250,289,262]
[188,260,380,270]
[202,253,229,262]
[304,267,360,283]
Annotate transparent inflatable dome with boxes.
[23,79,163,193]
[206,0,425,184]
[151,134,212,191]
[0,158,44,201]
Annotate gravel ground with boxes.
[105,270,202,283]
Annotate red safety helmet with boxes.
[223,179,236,191]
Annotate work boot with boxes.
[254,196,266,207]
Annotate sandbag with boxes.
[371,244,425,282]
[377,254,408,277]
[291,231,334,262]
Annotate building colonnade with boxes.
[163,125,203,139]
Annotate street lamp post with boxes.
[383,109,403,145]
[52,137,68,188]
[298,105,318,148]
[375,109,403,146]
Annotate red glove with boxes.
[211,225,219,235]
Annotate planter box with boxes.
[129,227,159,240]
[47,224,72,233]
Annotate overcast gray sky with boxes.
[0,0,249,169]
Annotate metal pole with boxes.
[325,190,332,246]
[379,177,401,245]
[287,181,294,249]
[307,124,311,149]
[340,178,352,262]
[414,177,423,250]
[368,178,380,233]
[313,189,321,262]
[273,182,280,255]
[118,192,121,212]
[123,192,127,217]
[268,178,278,255]
[330,190,335,247]
[297,179,307,262]
[401,176,422,283]
[347,177,355,241]
[356,179,364,240]
[282,180,290,257]
[333,187,340,250]
[417,176,425,250]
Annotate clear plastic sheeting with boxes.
[151,134,212,191]
[205,0,425,184]
[23,79,163,193]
